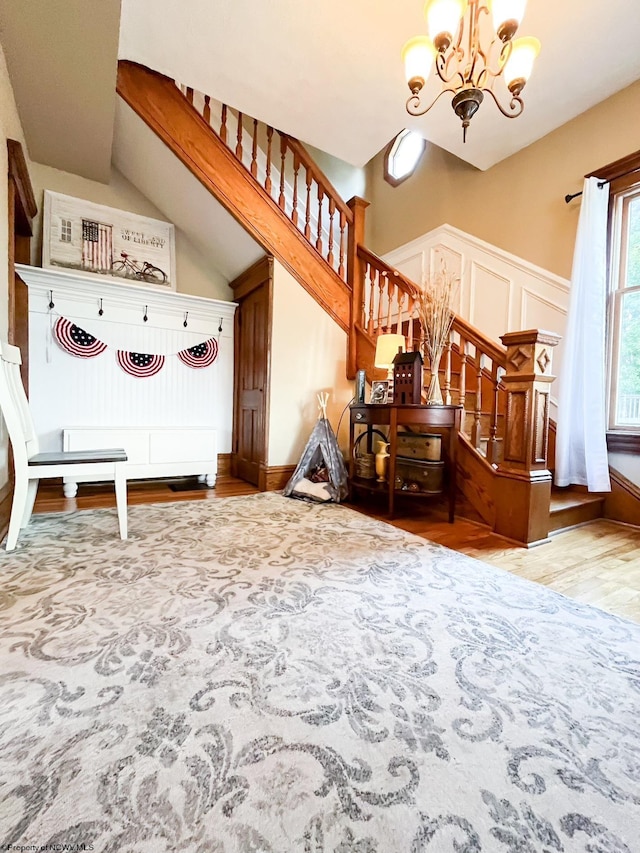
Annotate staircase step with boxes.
[549,487,605,532]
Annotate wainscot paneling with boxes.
[384,224,570,412]
[18,265,236,455]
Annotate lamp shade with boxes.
[424,0,466,44]
[402,36,436,89]
[491,0,527,32]
[504,36,540,92]
[374,334,406,369]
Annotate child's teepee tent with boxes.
[283,393,348,503]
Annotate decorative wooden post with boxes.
[494,329,561,546]
[346,196,370,379]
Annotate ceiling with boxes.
[119,0,640,171]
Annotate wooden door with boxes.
[231,257,272,487]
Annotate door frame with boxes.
[230,255,273,489]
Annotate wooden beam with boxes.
[117,61,350,333]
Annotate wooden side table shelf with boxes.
[348,403,462,522]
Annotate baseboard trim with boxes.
[217,453,231,477]
[258,464,295,492]
[604,466,640,527]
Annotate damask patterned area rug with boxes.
[1,493,639,852]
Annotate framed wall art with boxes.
[370,380,389,404]
[43,191,177,290]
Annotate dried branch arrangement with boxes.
[416,264,459,404]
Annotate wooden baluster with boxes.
[367,264,376,334]
[304,169,312,240]
[278,135,287,210]
[265,127,273,194]
[235,111,243,160]
[471,350,484,450]
[250,119,259,178]
[316,186,324,253]
[377,271,386,333]
[386,278,395,332]
[292,153,300,226]
[338,211,346,279]
[186,86,194,104]
[203,95,211,124]
[458,337,468,412]
[220,104,228,145]
[488,363,501,466]
[443,337,453,405]
[407,295,415,350]
[327,198,336,267]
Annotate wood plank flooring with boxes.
[33,478,640,624]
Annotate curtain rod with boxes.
[565,164,640,204]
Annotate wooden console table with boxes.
[349,404,462,521]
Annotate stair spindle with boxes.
[235,111,243,160]
[265,127,273,195]
[186,86,194,105]
[203,95,211,124]
[220,104,228,145]
[279,135,287,210]
[459,338,468,412]
[316,187,324,253]
[250,119,259,178]
[385,279,395,332]
[377,272,386,332]
[471,350,484,449]
[367,264,376,334]
[304,169,312,239]
[327,198,336,267]
[488,363,502,465]
[338,211,346,279]
[443,338,453,405]
[292,153,300,227]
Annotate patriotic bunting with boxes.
[52,316,219,378]
[177,338,218,368]
[54,318,108,358]
[117,351,165,378]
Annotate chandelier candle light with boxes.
[402,0,540,141]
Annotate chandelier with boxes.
[402,0,541,142]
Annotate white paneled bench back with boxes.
[18,265,236,490]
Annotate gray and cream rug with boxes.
[1,493,639,852]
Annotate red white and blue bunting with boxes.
[53,317,219,378]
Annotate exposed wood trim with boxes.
[607,431,640,453]
[383,130,426,188]
[588,149,640,183]
[604,466,640,528]
[229,255,273,300]
[217,453,231,477]
[117,61,350,333]
[7,139,37,235]
[258,463,296,492]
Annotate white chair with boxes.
[0,342,128,551]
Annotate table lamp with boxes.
[374,333,405,402]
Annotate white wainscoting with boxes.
[18,265,237,457]
[383,224,570,411]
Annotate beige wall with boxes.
[0,44,29,488]
[268,260,353,466]
[29,162,231,301]
[366,80,640,280]
[304,143,367,206]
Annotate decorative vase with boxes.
[375,440,390,482]
[426,348,444,406]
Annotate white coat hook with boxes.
[98,298,104,317]
[183,311,189,328]
[143,305,148,323]
[48,290,55,310]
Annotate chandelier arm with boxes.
[435,52,466,88]
[483,87,525,118]
[406,86,459,118]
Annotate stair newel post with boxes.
[488,363,501,465]
[443,338,453,405]
[338,211,346,279]
[494,329,561,546]
[471,350,484,449]
[278,135,287,210]
[292,152,300,227]
[235,111,244,160]
[327,198,336,268]
[346,197,369,378]
[316,186,324,253]
[265,127,274,195]
[220,104,228,145]
[250,119,259,179]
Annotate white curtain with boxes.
[555,177,611,492]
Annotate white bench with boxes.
[62,427,216,497]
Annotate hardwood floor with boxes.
[33,478,640,624]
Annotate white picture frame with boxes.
[42,191,177,291]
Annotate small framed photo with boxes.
[370,380,389,404]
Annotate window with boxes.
[60,218,72,243]
[384,129,426,186]
[608,171,640,431]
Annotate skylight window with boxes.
[384,129,426,186]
